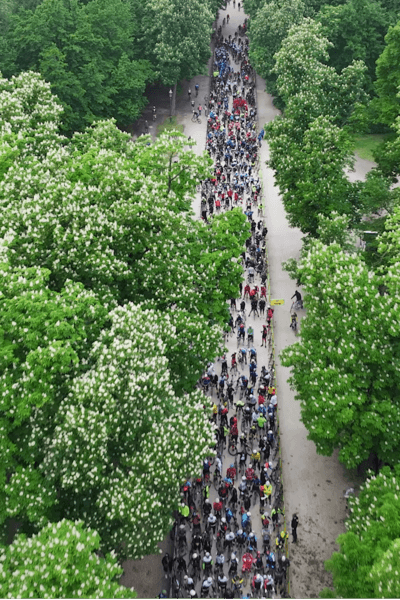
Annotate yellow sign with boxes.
[271,299,285,306]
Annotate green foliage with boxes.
[243,0,269,19]
[248,0,305,88]
[0,72,247,558]
[265,19,368,235]
[0,519,136,598]
[0,0,154,133]
[141,0,213,86]
[322,467,400,598]
[317,0,390,93]
[32,303,217,558]
[373,20,400,127]
[280,241,400,470]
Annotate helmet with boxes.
[282,556,286,562]
[247,512,251,517]
[190,591,196,597]
[230,463,234,468]
[180,524,185,529]
[207,577,212,584]
[221,517,226,523]
[242,476,246,481]
[268,430,273,434]
[205,499,211,504]
[192,553,198,559]
[237,529,243,535]
[253,448,257,453]
[206,552,210,558]
[184,575,188,580]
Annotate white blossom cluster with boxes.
[326,467,400,597]
[0,519,136,598]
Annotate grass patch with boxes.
[156,116,184,136]
[352,133,390,162]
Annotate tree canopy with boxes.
[280,233,400,470]
[248,0,305,91]
[141,0,213,86]
[0,519,136,598]
[0,70,248,561]
[322,466,400,598]
[317,0,390,92]
[265,19,367,235]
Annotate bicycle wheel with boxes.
[228,441,238,456]
[197,117,202,124]
[191,115,196,123]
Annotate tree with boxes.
[321,466,400,598]
[248,0,305,90]
[0,519,136,598]
[0,0,154,133]
[280,240,400,470]
[5,303,217,558]
[0,72,248,557]
[317,0,390,93]
[141,0,213,86]
[267,114,361,234]
[265,19,367,234]
[373,20,400,127]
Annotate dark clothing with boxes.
[291,515,299,542]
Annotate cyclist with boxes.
[291,289,303,308]
[247,325,254,346]
[249,347,257,361]
[238,323,246,342]
[227,463,237,482]
[195,83,199,96]
[193,109,199,121]
[239,346,247,364]
[290,311,298,331]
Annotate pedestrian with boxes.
[162,552,173,579]
[188,88,192,99]
[191,99,195,109]
[291,513,299,542]
[198,105,202,115]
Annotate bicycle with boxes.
[191,113,202,124]
[290,300,303,311]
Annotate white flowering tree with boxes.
[33,304,215,558]
[0,262,108,530]
[321,466,400,598]
[280,240,400,470]
[0,71,248,558]
[0,519,136,598]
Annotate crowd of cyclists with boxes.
[157,2,297,598]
